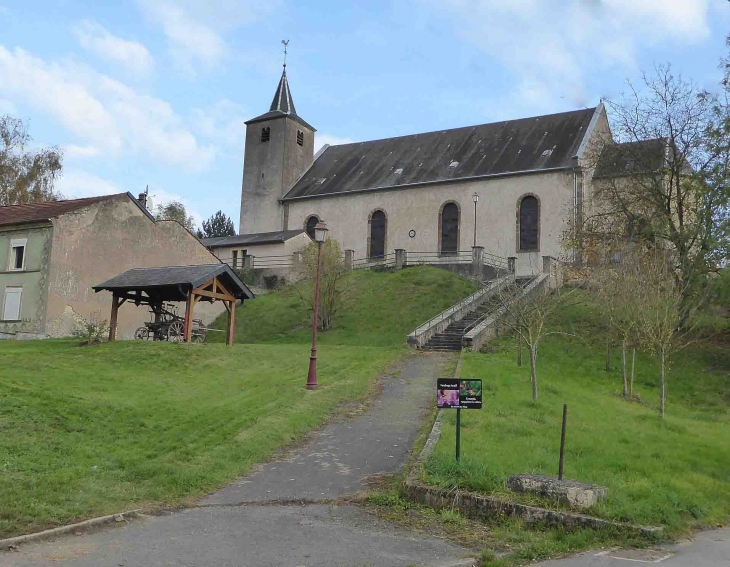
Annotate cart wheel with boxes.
[192,332,207,344]
[134,327,149,341]
[167,320,185,342]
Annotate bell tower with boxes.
[239,46,316,235]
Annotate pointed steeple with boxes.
[269,69,297,115]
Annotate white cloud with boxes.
[147,186,205,227]
[0,46,214,171]
[63,144,102,159]
[73,20,154,76]
[315,134,354,153]
[423,0,712,112]
[56,170,122,199]
[136,0,278,72]
[192,99,246,145]
[0,97,16,115]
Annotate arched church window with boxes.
[261,127,270,143]
[440,202,460,255]
[368,210,387,259]
[518,195,539,251]
[305,215,320,240]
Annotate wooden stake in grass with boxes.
[558,404,568,480]
[517,335,522,367]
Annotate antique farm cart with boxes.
[133,303,208,343]
[93,264,254,346]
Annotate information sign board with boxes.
[437,378,482,409]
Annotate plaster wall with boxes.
[240,116,315,235]
[45,195,225,339]
[286,170,577,277]
[0,225,52,337]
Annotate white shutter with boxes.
[3,288,22,321]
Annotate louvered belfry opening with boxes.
[369,210,386,258]
[519,196,539,251]
[441,203,459,254]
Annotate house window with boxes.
[440,202,459,254]
[261,127,270,143]
[369,210,387,259]
[518,195,539,251]
[297,130,304,146]
[3,287,22,321]
[305,215,320,240]
[232,250,238,269]
[9,239,26,271]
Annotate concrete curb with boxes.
[0,510,141,550]
[404,351,663,539]
[424,558,478,567]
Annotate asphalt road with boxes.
[533,527,730,567]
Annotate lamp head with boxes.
[314,221,328,243]
[472,192,479,203]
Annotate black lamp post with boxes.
[306,221,328,390]
[472,192,479,247]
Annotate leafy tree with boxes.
[200,210,235,238]
[154,201,196,233]
[0,115,63,205]
[293,239,349,331]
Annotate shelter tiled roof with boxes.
[202,229,307,248]
[93,264,254,300]
[283,107,598,200]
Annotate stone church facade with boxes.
[239,68,611,276]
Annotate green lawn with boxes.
[0,266,479,539]
[0,340,399,538]
[424,295,730,533]
[210,266,479,346]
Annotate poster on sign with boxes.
[436,378,482,409]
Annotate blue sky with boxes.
[0,0,728,231]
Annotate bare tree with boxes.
[581,63,730,325]
[0,115,63,205]
[593,244,644,397]
[633,249,686,418]
[293,239,350,331]
[493,274,579,402]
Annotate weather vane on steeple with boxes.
[281,39,289,69]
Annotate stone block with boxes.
[506,473,608,510]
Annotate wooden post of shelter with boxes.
[109,293,125,342]
[183,292,194,342]
[226,299,236,346]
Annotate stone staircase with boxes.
[421,277,534,352]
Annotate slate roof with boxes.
[593,139,667,179]
[0,193,155,226]
[202,229,307,248]
[245,69,316,131]
[93,264,254,300]
[283,107,598,201]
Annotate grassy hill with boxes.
[424,293,730,534]
[0,266,478,538]
[210,266,479,346]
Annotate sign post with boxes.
[437,378,483,462]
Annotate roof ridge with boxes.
[318,107,598,150]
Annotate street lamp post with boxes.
[307,221,328,390]
[472,192,479,247]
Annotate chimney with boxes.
[138,185,150,210]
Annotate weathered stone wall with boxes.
[45,195,225,339]
[286,170,576,277]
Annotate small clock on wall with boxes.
[408,229,416,238]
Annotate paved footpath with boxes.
[3,353,475,567]
[533,527,730,567]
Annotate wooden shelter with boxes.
[93,264,254,346]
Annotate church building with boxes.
[236,65,611,276]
